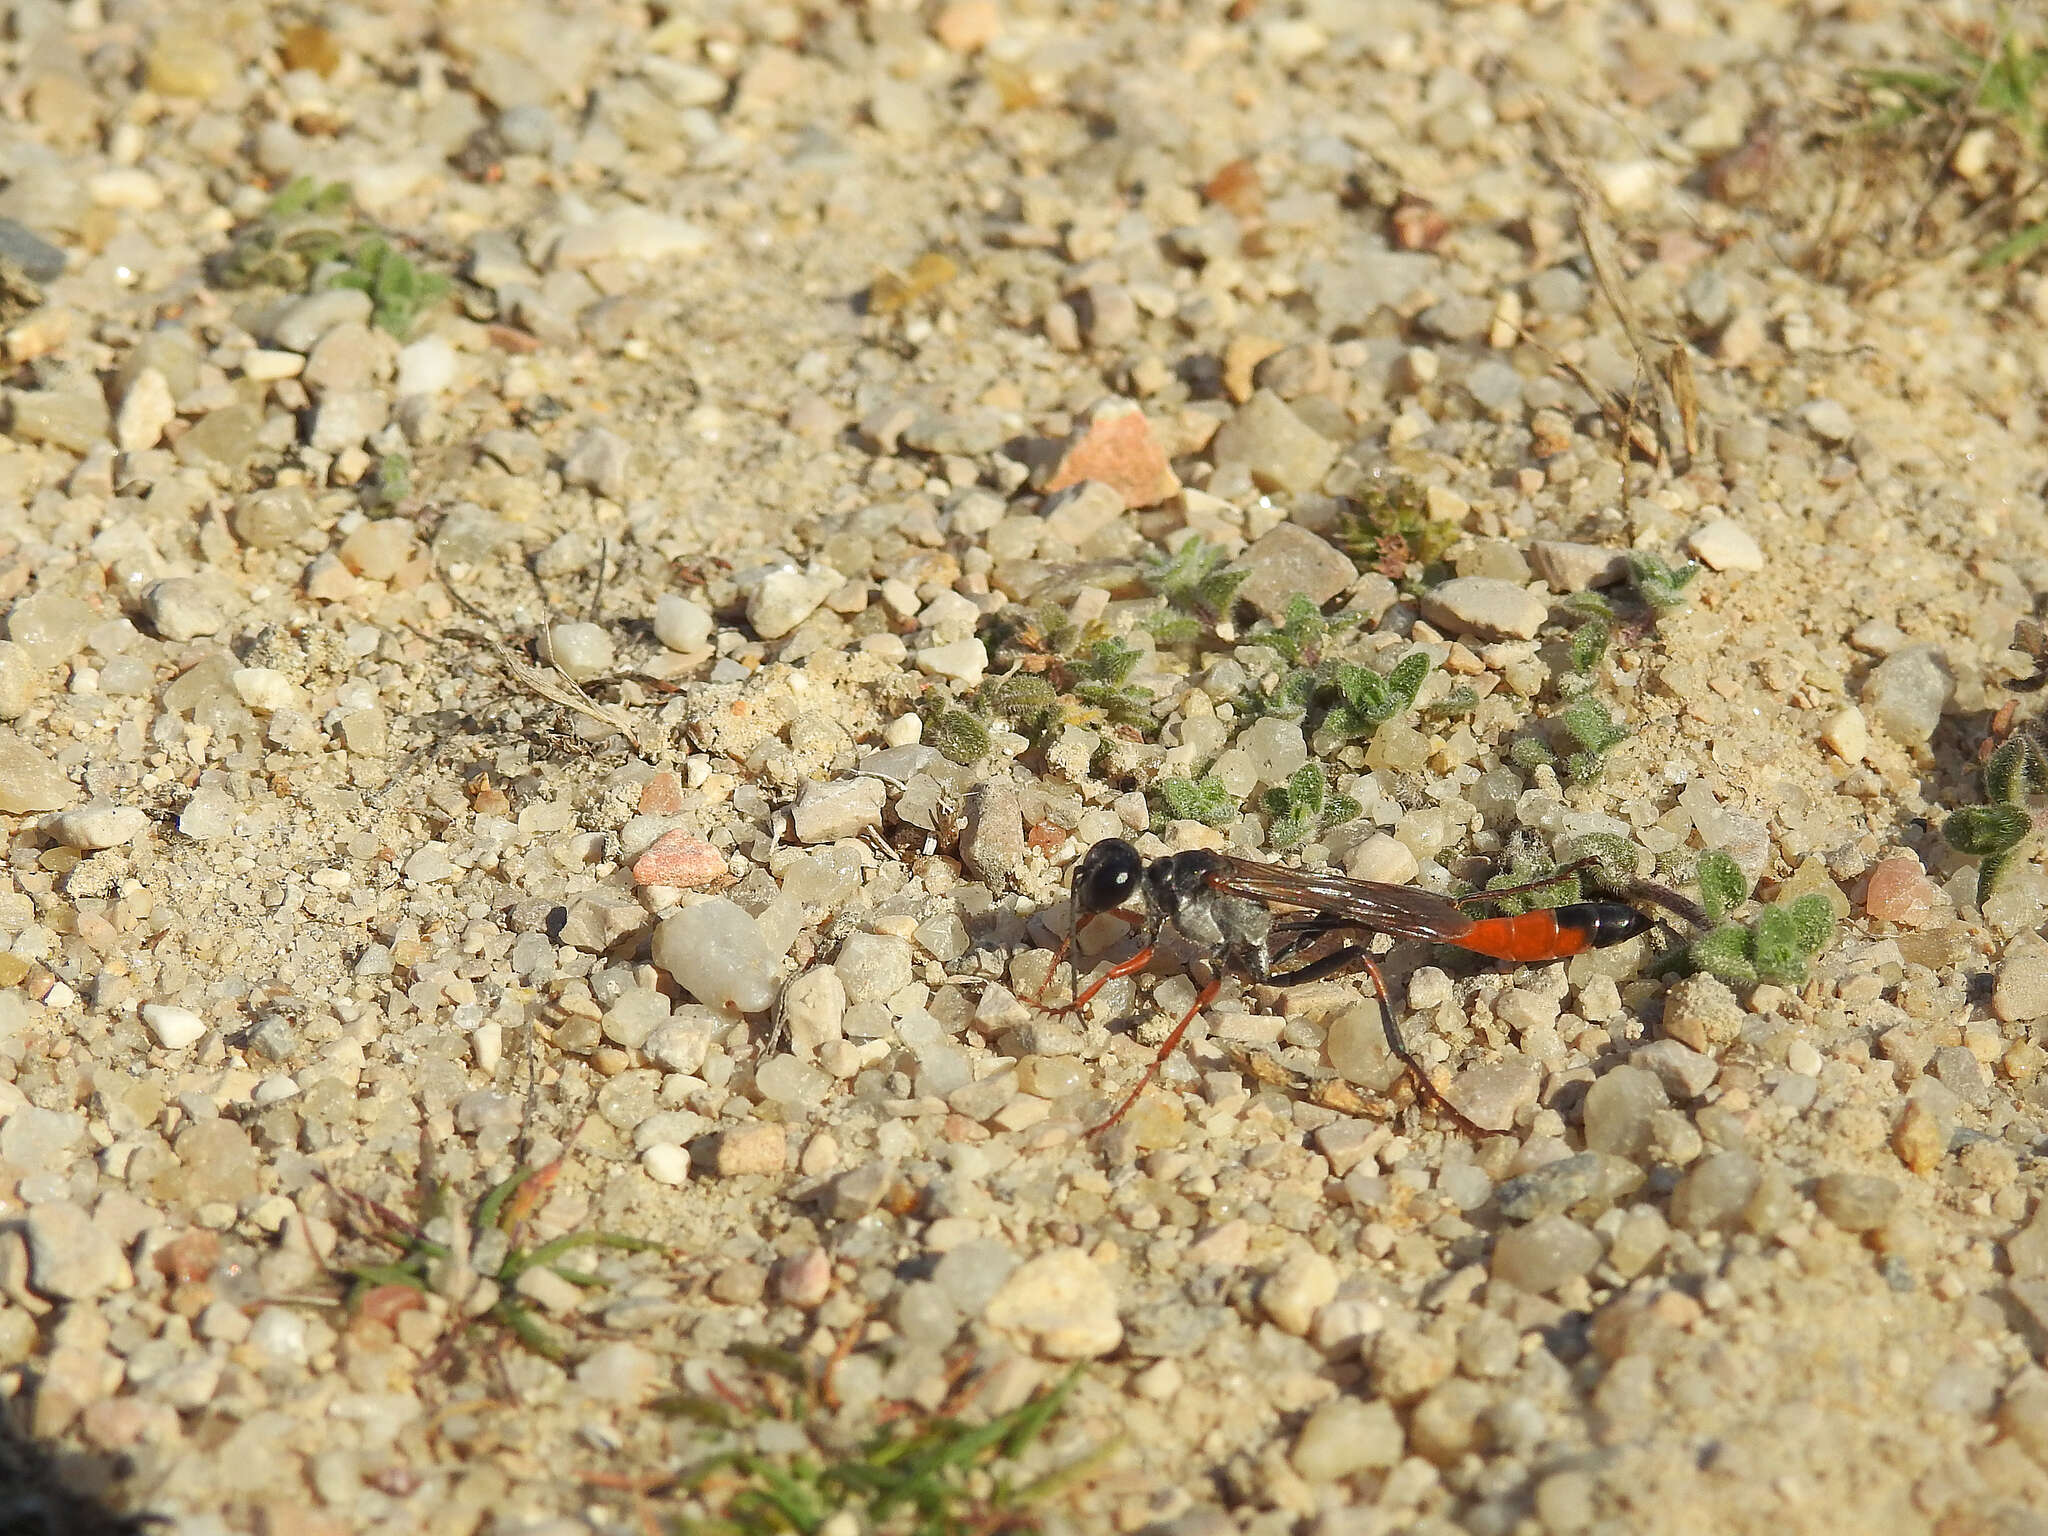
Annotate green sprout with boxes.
[1685,848,1837,986]
[326,235,452,340]
[1556,695,1631,781]
[922,705,991,765]
[1854,30,2048,269]
[365,452,411,509]
[1142,536,1249,642]
[1321,651,1433,741]
[1262,762,1362,851]
[323,1163,664,1363]
[1423,684,1480,722]
[1943,733,2048,903]
[1071,637,1156,731]
[1153,772,1239,827]
[1334,474,1455,583]
[668,1362,1106,1536]
[1626,551,1700,613]
[214,177,452,338]
[1246,594,1344,669]
[1565,592,1615,675]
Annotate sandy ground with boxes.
[7,2,2048,1533]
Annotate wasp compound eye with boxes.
[1073,838,1143,916]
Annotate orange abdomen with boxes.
[1454,902,1649,963]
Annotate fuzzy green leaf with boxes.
[1627,551,1701,612]
[1509,736,1557,771]
[1984,736,2048,805]
[928,709,990,764]
[1569,617,1612,674]
[1558,695,1629,756]
[1156,774,1238,827]
[1944,803,2032,857]
[1749,905,1816,985]
[1695,849,1749,924]
[1782,893,1836,954]
[1978,845,2021,907]
[1690,923,1758,984]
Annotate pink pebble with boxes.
[1863,856,1936,927]
[631,831,728,889]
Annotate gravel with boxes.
[1,2,2043,1533]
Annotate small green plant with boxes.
[1262,762,1361,851]
[327,235,452,340]
[215,176,452,338]
[1685,848,1837,986]
[1246,594,1344,669]
[1943,732,2048,902]
[1626,551,1700,613]
[1423,684,1480,722]
[364,452,411,509]
[1153,771,1239,827]
[323,1162,664,1363]
[1334,475,1455,583]
[668,1360,1104,1535]
[1854,29,2048,269]
[1071,637,1156,732]
[1142,537,1249,644]
[1510,695,1631,784]
[1564,593,1615,676]
[922,704,991,765]
[1321,651,1433,741]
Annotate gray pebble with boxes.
[0,641,39,720]
[792,776,885,843]
[1419,576,1547,640]
[139,578,224,642]
[1669,1149,1761,1233]
[46,800,149,851]
[307,389,389,453]
[1228,523,1357,620]
[652,900,780,1014]
[1581,1065,1667,1160]
[1491,1214,1601,1294]
[26,1201,128,1300]
[1208,389,1337,495]
[562,425,632,500]
[270,288,374,352]
[232,486,320,550]
[1814,1171,1898,1232]
[835,930,912,1005]
[1861,644,1953,747]
[932,1238,1017,1316]
[960,780,1025,883]
[826,1157,896,1219]
[0,217,66,282]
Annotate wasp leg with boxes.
[1087,971,1222,1137]
[1247,943,1482,1133]
[1032,907,1147,1012]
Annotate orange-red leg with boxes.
[1088,973,1221,1136]
[1032,907,1146,1014]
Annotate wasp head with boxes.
[1072,838,1144,918]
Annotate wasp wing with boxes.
[1202,855,1477,943]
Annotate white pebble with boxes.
[1821,704,1868,762]
[653,900,781,1014]
[1345,832,1419,885]
[537,621,615,681]
[641,1144,691,1185]
[231,667,299,712]
[142,1003,208,1050]
[48,801,149,851]
[0,642,41,720]
[914,638,989,684]
[1686,518,1763,572]
[395,334,458,397]
[653,593,713,653]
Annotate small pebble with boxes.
[747,566,833,640]
[1686,518,1763,572]
[1864,856,1936,926]
[1581,1066,1667,1160]
[1861,645,1953,747]
[983,1248,1122,1359]
[654,594,714,653]
[1208,389,1338,494]
[1994,931,2048,1023]
[537,621,615,681]
[25,1201,128,1300]
[0,731,73,814]
[47,801,148,851]
[1814,1171,1899,1232]
[630,832,727,889]
[1290,1396,1403,1482]
[792,777,886,843]
[715,1123,787,1177]
[641,1145,691,1185]
[1669,1150,1761,1232]
[1040,399,1179,508]
[141,1004,207,1051]
[574,1342,660,1405]
[1490,1214,1602,1294]
[1260,1251,1337,1336]
[835,931,913,1005]
[1821,704,1868,762]
[0,642,37,720]
[652,901,781,1014]
[1420,577,1548,641]
[139,579,224,642]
